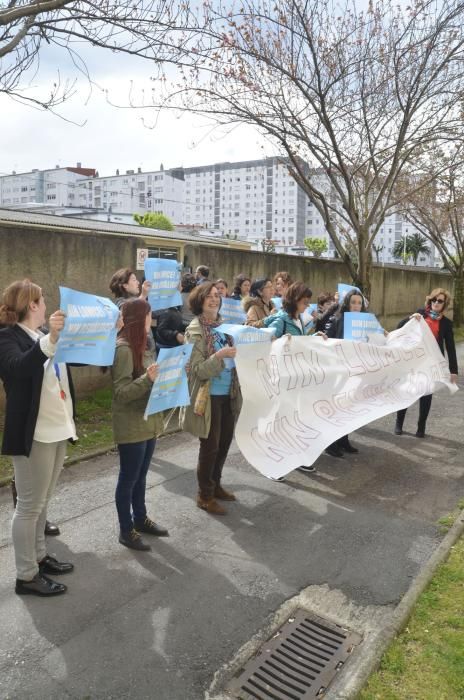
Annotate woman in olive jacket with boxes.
[111,298,168,551]
[181,282,241,515]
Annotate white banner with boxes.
[234,318,458,479]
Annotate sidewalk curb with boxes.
[327,507,464,699]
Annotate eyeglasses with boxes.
[430,297,445,304]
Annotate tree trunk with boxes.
[452,271,464,327]
[355,228,372,299]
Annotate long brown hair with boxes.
[119,298,151,378]
[0,279,42,326]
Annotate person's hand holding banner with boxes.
[54,287,119,365]
[144,258,182,311]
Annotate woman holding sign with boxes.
[0,280,76,597]
[264,282,312,337]
[111,298,169,551]
[394,288,458,438]
[324,290,367,457]
[182,282,241,515]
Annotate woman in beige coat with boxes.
[244,278,276,328]
[181,282,241,515]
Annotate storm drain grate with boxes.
[227,609,363,700]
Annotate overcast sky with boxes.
[0,44,271,177]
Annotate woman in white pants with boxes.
[0,280,76,597]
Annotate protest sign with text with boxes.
[54,287,119,365]
[234,318,458,479]
[144,344,193,417]
[344,312,384,342]
[219,297,247,324]
[144,258,182,312]
[301,303,317,332]
[215,323,274,368]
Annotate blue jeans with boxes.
[115,439,156,534]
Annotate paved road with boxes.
[0,345,463,699]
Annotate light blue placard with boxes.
[54,287,119,365]
[219,297,246,324]
[301,303,317,331]
[338,283,361,303]
[144,258,182,312]
[271,296,283,310]
[343,312,383,341]
[144,344,193,417]
[215,323,275,368]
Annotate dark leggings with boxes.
[396,394,433,430]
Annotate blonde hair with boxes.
[425,287,451,311]
[0,279,42,326]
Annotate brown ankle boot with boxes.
[214,485,237,502]
[196,496,227,515]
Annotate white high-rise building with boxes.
[0,165,96,208]
[77,167,185,222]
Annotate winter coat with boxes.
[155,307,188,348]
[264,310,306,337]
[111,339,163,444]
[325,313,345,339]
[180,316,242,438]
[0,325,76,456]
[243,296,276,328]
[398,309,458,374]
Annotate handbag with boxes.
[194,380,210,417]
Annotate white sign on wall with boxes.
[136,248,149,271]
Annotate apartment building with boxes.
[77,167,185,222]
[0,164,96,207]
[183,157,308,251]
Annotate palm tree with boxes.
[392,234,431,265]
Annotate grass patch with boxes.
[0,387,115,486]
[453,326,464,344]
[358,534,464,700]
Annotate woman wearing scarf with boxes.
[181,282,242,515]
[394,288,458,438]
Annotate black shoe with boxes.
[44,520,60,536]
[119,529,151,551]
[341,443,359,454]
[15,572,67,597]
[415,429,425,438]
[325,445,344,458]
[39,555,74,575]
[394,423,403,436]
[297,465,317,473]
[134,517,169,537]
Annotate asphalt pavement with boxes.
[0,345,463,700]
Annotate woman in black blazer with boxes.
[0,280,76,597]
[395,287,459,437]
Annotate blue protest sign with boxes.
[219,297,246,324]
[144,258,182,312]
[54,287,119,365]
[301,303,317,331]
[343,312,384,342]
[271,296,283,310]
[338,283,361,303]
[144,344,193,417]
[215,323,275,368]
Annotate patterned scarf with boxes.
[198,314,232,355]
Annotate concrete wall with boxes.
[184,244,452,328]
[0,225,453,404]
